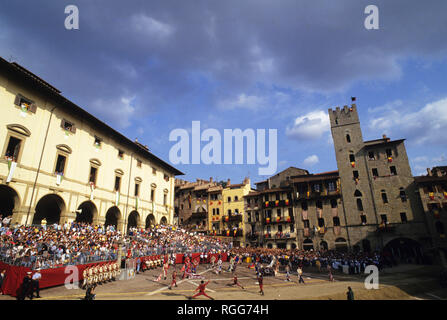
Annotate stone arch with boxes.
[320,240,328,250]
[384,237,422,261]
[303,238,314,251]
[127,210,140,232]
[0,184,21,218]
[160,216,168,225]
[105,206,121,229]
[75,201,98,224]
[335,237,348,252]
[146,214,155,228]
[33,193,66,225]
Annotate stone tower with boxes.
[328,104,380,250]
[329,102,429,253]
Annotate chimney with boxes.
[227,179,231,186]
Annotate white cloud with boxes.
[217,93,266,110]
[303,155,319,167]
[92,96,136,129]
[286,110,330,140]
[369,97,447,145]
[131,14,174,39]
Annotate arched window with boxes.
[346,134,351,143]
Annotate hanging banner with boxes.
[56,173,63,186]
[6,161,17,183]
[115,191,120,206]
[90,183,95,201]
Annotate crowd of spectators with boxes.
[0,217,231,270]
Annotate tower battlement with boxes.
[328,103,359,127]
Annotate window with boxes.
[151,189,155,202]
[301,201,308,211]
[61,119,76,133]
[288,207,293,216]
[278,225,283,232]
[228,209,232,215]
[94,136,102,148]
[390,166,397,175]
[290,224,295,233]
[372,168,379,177]
[354,189,362,197]
[227,197,231,202]
[368,151,375,160]
[353,171,359,179]
[264,194,269,202]
[275,193,280,201]
[330,199,338,208]
[163,194,167,205]
[333,217,340,226]
[216,208,220,215]
[277,209,281,217]
[360,215,367,224]
[357,198,364,211]
[234,196,239,201]
[54,154,67,174]
[346,134,351,143]
[114,176,121,192]
[349,154,355,162]
[4,136,22,161]
[89,166,98,184]
[318,218,325,227]
[381,191,388,204]
[328,182,336,192]
[255,211,259,222]
[380,214,388,223]
[386,149,392,157]
[303,220,310,228]
[400,212,407,223]
[152,167,156,175]
[136,159,142,168]
[164,174,169,182]
[400,190,407,202]
[235,209,239,214]
[14,94,37,113]
[212,208,216,215]
[134,183,140,197]
[316,200,323,209]
[118,150,124,159]
[313,184,321,192]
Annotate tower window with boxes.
[400,190,407,202]
[360,215,367,225]
[333,217,340,226]
[380,214,388,223]
[372,168,379,177]
[318,218,325,227]
[381,192,388,204]
[368,152,375,160]
[386,149,392,157]
[303,220,310,228]
[353,171,359,179]
[390,166,397,175]
[134,183,140,197]
[346,134,351,143]
[400,212,407,223]
[349,154,355,162]
[357,198,364,211]
[151,189,155,202]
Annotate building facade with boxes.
[414,166,447,265]
[0,58,182,233]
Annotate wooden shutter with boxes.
[70,123,76,133]
[14,94,21,106]
[28,103,37,113]
[60,119,66,129]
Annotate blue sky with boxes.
[1,0,446,186]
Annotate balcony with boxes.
[273,232,296,240]
[263,199,292,208]
[222,229,243,237]
[264,216,294,224]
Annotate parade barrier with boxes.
[0,252,228,297]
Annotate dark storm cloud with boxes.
[0,0,446,128]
